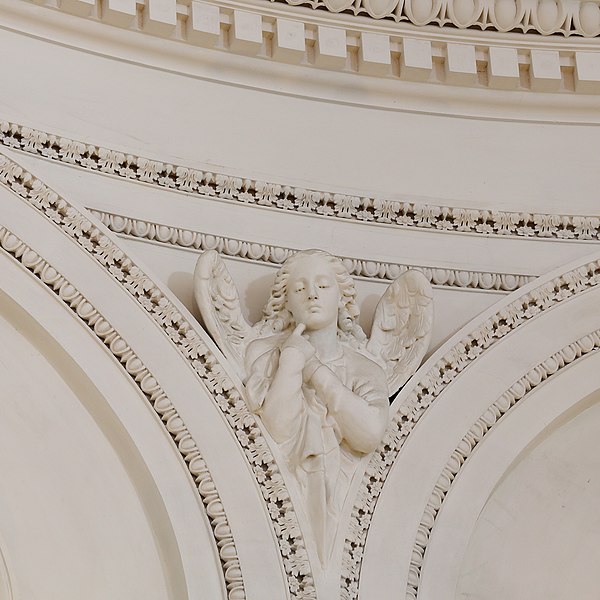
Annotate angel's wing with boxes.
[366,269,434,397]
[194,250,254,380]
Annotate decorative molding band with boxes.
[270,0,600,37]
[408,328,600,599]
[0,153,316,599]
[91,208,534,292]
[341,257,600,599]
[22,0,600,92]
[0,226,246,600]
[4,120,600,242]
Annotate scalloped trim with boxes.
[0,153,316,599]
[0,226,246,600]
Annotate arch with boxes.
[421,351,600,599]
[0,152,297,599]
[0,257,197,600]
[353,251,600,600]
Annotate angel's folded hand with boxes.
[281,323,315,366]
[302,355,323,384]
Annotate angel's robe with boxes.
[245,334,389,562]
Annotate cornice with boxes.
[408,327,600,599]
[342,256,600,598]
[7,0,600,98]
[0,152,316,599]
[0,226,246,600]
[91,208,534,292]
[3,120,600,243]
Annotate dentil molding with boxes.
[12,0,600,92]
[91,208,535,292]
[0,226,246,600]
[3,120,600,243]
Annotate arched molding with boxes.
[418,349,600,600]
[0,154,307,598]
[344,250,600,599]
[5,1,600,121]
[9,0,600,95]
[3,120,600,244]
[90,208,535,293]
[0,534,12,600]
[0,239,223,600]
[411,330,600,599]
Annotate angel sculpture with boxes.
[194,249,433,563]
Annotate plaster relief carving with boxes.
[195,249,433,563]
[0,153,314,598]
[4,121,600,243]
[0,226,245,599]
[90,209,535,293]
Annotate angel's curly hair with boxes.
[257,249,366,346]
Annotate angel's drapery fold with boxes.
[244,335,389,562]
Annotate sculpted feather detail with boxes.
[194,248,433,564]
[193,249,255,380]
[366,269,434,396]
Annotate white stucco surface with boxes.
[456,394,600,600]
[2,2,600,597]
[0,295,171,600]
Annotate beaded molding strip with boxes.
[3,120,600,242]
[341,258,600,599]
[408,328,600,599]
[0,153,317,599]
[0,226,246,600]
[91,208,534,292]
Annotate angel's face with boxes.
[286,255,340,332]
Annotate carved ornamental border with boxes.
[91,209,534,292]
[22,0,600,92]
[270,0,600,37]
[0,154,317,599]
[5,124,600,599]
[408,327,600,599]
[342,258,600,598]
[3,120,600,243]
[0,226,245,600]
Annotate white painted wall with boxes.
[457,395,600,600]
[0,296,171,600]
[2,4,600,599]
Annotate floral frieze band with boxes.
[0,153,316,600]
[0,226,246,600]
[273,0,600,37]
[2,120,600,242]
